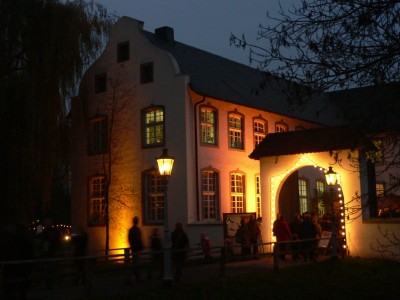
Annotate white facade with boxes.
[71,17,400,259]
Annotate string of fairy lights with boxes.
[269,155,347,251]
[30,219,72,241]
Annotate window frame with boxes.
[88,175,107,227]
[88,116,108,155]
[117,41,130,62]
[275,120,288,133]
[315,179,327,216]
[141,106,165,148]
[298,177,310,214]
[200,168,220,221]
[228,111,244,150]
[200,105,218,146]
[142,169,165,224]
[253,117,267,148]
[230,171,246,213]
[140,62,154,84]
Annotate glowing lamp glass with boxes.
[325,166,338,186]
[157,148,174,176]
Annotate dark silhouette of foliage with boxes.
[0,0,115,225]
[230,0,400,95]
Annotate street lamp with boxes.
[325,166,338,259]
[156,148,174,283]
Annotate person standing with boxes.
[171,222,190,281]
[289,213,302,261]
[128,216,143,284]
[299,213,317,261]
[235,219,250,256]
[272,215,292,261]
[147,228,163,280]
[200,233,212,259]
[246,215,261,259]
[72,227,88,285]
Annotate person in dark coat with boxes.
[127,216,143,284]
[289,213,302,260]
[171,222,190,281]
[246,215,261,259]
[72,227,88,285]
[299,213,317,261]
[147,228,163,280]
[272,215,292,261]
[235,219,250,256]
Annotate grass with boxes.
[94,257,400,300]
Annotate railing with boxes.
[0,238,344,298]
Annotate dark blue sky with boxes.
[99,0,292,66]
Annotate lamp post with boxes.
[325,166,338,259]
[156,148,174,283]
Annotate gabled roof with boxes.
[141,26,342,127]
[249,126,375,160]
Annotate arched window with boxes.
[228,111,244,150]
[88,116,108,155]
[201,168,220,220]
[275,120,288,133]
[230,171,246,213]
[298,177,310,214]
[141,106,165,147]
[200,106,218,145]
[315,179,326,216]
[142,169,165,224]
[88,175,106,226]
[253,117,267,148]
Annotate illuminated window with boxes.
[88,117,108,155]
[200,106,217,145]
[201,169,219,220]
[89,176,106,226]
[376,182,385,199]
[95,73,107,94]
[228,112,244,150]
[230,172,246,213]
[143,170,165,224]
[298,178,310,214]
[315,179,326,216]
[275,121,288,133]
[369,139,383,164]
[117,41,130,62]
[256,175,262,218]
[142,106,164,147]
[140,62,153,84]
[254,118,267,148]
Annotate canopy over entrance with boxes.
[249,126,374,249]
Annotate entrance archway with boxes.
[277,165,347,252]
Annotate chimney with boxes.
[155,26,174,44]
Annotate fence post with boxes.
[273,242,279,273]
[219,246,226,277]
[124,248,130,264]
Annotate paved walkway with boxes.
[26,254,316,299]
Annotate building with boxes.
[71,17,400,258]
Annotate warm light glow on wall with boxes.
[269,155,348,250]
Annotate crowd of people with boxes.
[127,217,192,284]
[273,212,334,262]
[234,215,262,259]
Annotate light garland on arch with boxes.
[269,155,347,251]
